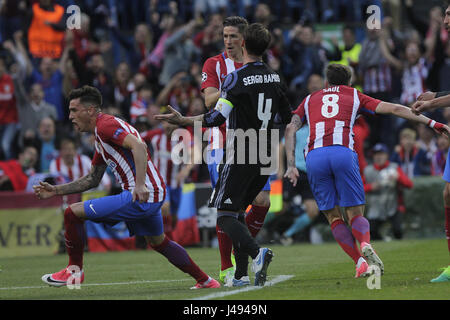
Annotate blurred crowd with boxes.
[0,0,449,211]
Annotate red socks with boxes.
[151,236,208,283]
[216,205,269,271]
[245,205,269,238]
[216,225,234,271]
[330,219,361,264]
[64,207,85,269]
[350,215,371,245]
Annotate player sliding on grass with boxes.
[155,23,292,286]
[409,2,450,283]
[284,63,450,278]
[33,86,220,289]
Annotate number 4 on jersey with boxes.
[258,93,272,129]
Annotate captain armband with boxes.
[203,98,234,127]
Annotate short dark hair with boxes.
[325,63,352,86]
[244,23,271,57]
[68,85,102,110]
[223,16,248,34]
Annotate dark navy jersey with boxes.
[213,61,292,166]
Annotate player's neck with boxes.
[227,51,243,63]
[87,112,101,133]
[243,54,261,65]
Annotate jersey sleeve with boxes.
[357,91,382,115]
[97,118,130,146]
[201,58,220,92]
[91,150,105,166]
[292,95,308,122]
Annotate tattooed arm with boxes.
[283,114,303,186]
[33,164,107,199]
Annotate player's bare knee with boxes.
[253,191,270,207]
[146,234,165,247]
[68,202,86,220]
[322,207,341,225]
[345,205,365,221]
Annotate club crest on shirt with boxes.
[113,128,124,139]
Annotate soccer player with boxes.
[201,15,272,285]
[284,63,450,278]
[409,2,450,284]
[156,23,292,286]
[33,86,220,289]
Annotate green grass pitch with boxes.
[0,238,448,300]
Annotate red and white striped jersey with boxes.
[91,113,166,202]
[293,85,381,154]
[50,154,91,181]
[129,98,147,125]
[50,154,111,189]
[400,57,429,105]
[201,51,243,150]
[362,63,392,94]
[141,128,189,189]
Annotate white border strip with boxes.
[191,275,294,300]
[0,279,191,290]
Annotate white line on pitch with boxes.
[0,278,191,290]
[191,275,294,300]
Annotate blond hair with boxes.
[400,128,416,140]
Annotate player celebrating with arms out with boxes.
[284,64,450,278]
[156,23,292,286]
[201,16,272,284]
[33,86,220,289]
[409,0,450,284]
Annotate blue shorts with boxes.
[164,186,182,215]
[444,149,450,182]
[207,148,271,191]
[306,146,365,211]
[83,190,164,237]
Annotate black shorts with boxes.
[208,163,270,212]
[282,170,314,201]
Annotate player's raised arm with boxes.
[284,114,303,186]
[155,102,230,128]
[375,101,450,137]
[33,164,107,199]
